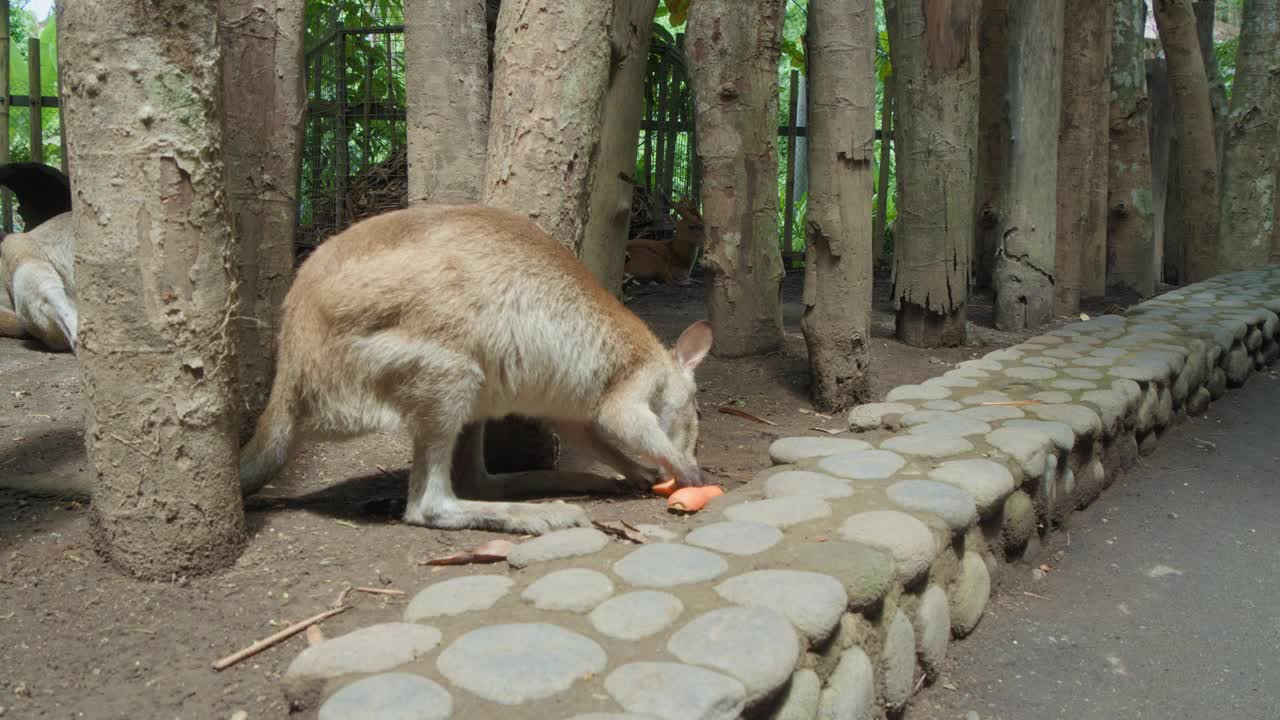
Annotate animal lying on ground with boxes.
[240,205,713,535]
[624,201,704,286]
[0,162,77,351]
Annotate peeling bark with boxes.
[1108,0,1157,297]
[993,0,1063,331]
[974,0,1009,290]
[60,0,246,578]
[801,0,874,411]
[687,0,787,357]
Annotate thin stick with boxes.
[354,586,405,596]
[1022,591,1050,600]
[212,606,348,671]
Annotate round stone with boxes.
[1063,366,1105,380]
[1092,346,1129,358]
[839,511,937,582]
[1051,378,1096,390]
[886,384,952,402]
[436,623,606,705]
[668,607,801,706]
[817,449,907,481]
[924,374,979,388]
[714,570,848,644]
[507,528,610,568]
[848,402,915,431]
[922,398,966,410]
[722,496,832,529]
[589,591,684,640]
[959,404,1026,421]
[1001,490,1037,550]
[1004,366,1057,381]
[1023,355,1068,368]
[405,575,514,621]
[1110,364,1164,382]
[915,585,950,679]
[521,568,614,613]
[765,470,853,500]
[886,480,978,530]
[1030,390,1072,404]
[906,415,992,437]
[1080,389,1129,435]
[1001,419,1075,451]
[880,434,974,458]
[1187,386,1211,415]
[818,649,874,720]
[768,436,872,464]
[957,358,1004,371]
[288,624,443,680]
[685,521,784,556]
[926,458,1016,514]
[777,541,896,611]
[1028,403,1102,438]
[318,673,453,720]
[949,551,991,638]
[773,670,821,720]
[882,610,916,710]
[985,426,1051,478]
[605,662,745,720]
[959,390,1012,405]
[612,543,728,588]
[1073,356,1116,367]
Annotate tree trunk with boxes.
[873,70,894,270]
[1154,0,1219,283]
[60,0,246,578]
[220,0,304,439]
[801,0,874,411]
[405,0,491,206]
[1107,0,1158,297]
[686,0,787,357]
[1193,0,1228,166]
[993,1,1064,331]
[482,0,612,255]
[887,0,978,347]
[1148,57,1175,282]
[974,0,1009,290]
[1272,165,1280,263]
[580,0,659,293]
[1216,0,1280,272]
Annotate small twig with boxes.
[717,406,778,426]
[331,583,353,609]
[212,606,348,671]
[374,464,399,480]
[354,586,405,596]
[1022,591,1050,601]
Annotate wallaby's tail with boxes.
[239,385,296,497]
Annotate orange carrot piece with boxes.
[667,485,725,513]
[651,478,678,497]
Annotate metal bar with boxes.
[5,94,60,108]
[335,22,348,228]
[28,38,41,163]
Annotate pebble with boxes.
[915,585,950,679]
[714,570,848,644]
[404,575,514,621]
[906,415,992,437]
[1001,419,1075,451]
[839,510,937,582]
[764,470,853,500]
[881,610,917,710]
[612,543,728,587]
[847,402,915,431]
[1029,390,1072,404]
[768,436,872,464]
[605,662,745,720]
[436,623,606,705]
[886,383,952,401]
[668,607,801,706]
[985,426,1051,478]
[959,404,1025,421]
[776,540,896,610]
[287,623,443,679]
[1028,403,1103,438]
[880,433,974,458]
[685,521,784,556]
[318,673,452,720]
[1000,490,1037,551]
[950,551,991,637]
[521,568,614,613]
[507,528,610,569]
[817,449,907,480]
[1004,366,1057,380]
[722,496,832,529]
[772,669,821,720]
[959,390,1012,405]
[886,480,978,530]
[589,591,684,640]
[818,648,874,720]
[926,459,1016,515]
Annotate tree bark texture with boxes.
[887,0,978,347]
[406,0,491,206]
[580,0,658,292]
[873,69,893,269]
[801,0,874,411]
[1148,58,1175,281]
[1108,0,1158,297]
[1154,0,1220,283]
[1055,0,1111,313]
[60,0,246,578]
[1193,0,1228,165]
[482,0,612,256]
[974,0,1009,290]
[687,0,787,357]
[993,0,1064,331]
[220,0,305,438]
[1216,0,1279,272]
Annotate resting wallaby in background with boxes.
[624,201,704,286]
[0,162,77,351]
[240,205,713,534]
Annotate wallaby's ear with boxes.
[674,320,713,370]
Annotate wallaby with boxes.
[240,205,713,535]
[0,162,77,352]
[624,201,704,286]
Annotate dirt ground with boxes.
[0,271,1133,719]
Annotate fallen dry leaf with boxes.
[593,520,650,544]
[717,406,778,426]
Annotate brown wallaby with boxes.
[624,201,704,285]
[0,162,77,352]
[240,205,713,534]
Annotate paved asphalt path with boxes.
[912,371,1280,720]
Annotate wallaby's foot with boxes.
[403,498,591,535]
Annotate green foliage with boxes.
[1214,37,1238,98]
[5,4,61,168]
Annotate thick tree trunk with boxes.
[60,0,246,578]
[801,0,874,411]
[993,1,1064,331]
[1108,0,1157,297]
[1055,0,1111,314]
[1216,0,1280,272]
[974,0,1009,290]
[887,0,978,347]
[220,0,305,439]
[873,70,893,269]
[687,0,786,357]
[1272,166,1280,262]
[1154,0,1220,283]
[482,0,612,255]
[405,0,491,206]
[1148,58,1175,282]
[1193,0,1228,165]
[581,0,658,293]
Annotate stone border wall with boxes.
[280,267,1280,720]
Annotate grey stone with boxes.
[605,662,745,720]
[723,496,833,529]
[521,568,614,613]
[318,673,452,720]
[1004,366,1058,381]
[612,543,728,588]
[886,383,952,402]
[1110,364,1165,383]
[1155,385,1174,428]
[950,365,993,379]
[668,607,801,706]
[959,390,1012,405]
[1073,356,1116,367]
[915,585,950,679]
[839,511,937,582]
[985,426,1052,478]
[927,458,1017,515]
[507,528,610,569]
[1209,367,1228,399]
[949,551,990,638]
[589,591,684,640]
[1001,419,1075,451]
[765,470,854,500]
[715,570,848,644]
[1024,355,1069,368]
[1226,344,1252,386]
[1080,389,1129,435]
[288,624,443,680]
[959,404,1026,421]
[1001,490,1037,551]
[958,358,1005,371]
[1091,347,1129,358]
[1028,403,1102,438]
[436,623,606,705]
[1027,334,1065,345]
[1030,390,1073,404]
[848,402,915,431]
[777,541,896,611]
[985,348,1026,361]
[405,576,514,621]
[1042,348,1083,359]
[1051,378,1096,390]
[1063,367,1105,380]
[634,524,680,542]
[685,521,784,556]
[818,649,874,720]
[906,415,992,437]
[922,398,966,410]
[817,449,907,480]
[1135,384,1158,434]
[1186,386,1211,415]
[773,670,821,720]
[886,480,978,530]
[769,436,873,464]
[924,374,980,388]
[880,434,974,458]
[882,610,916,710]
